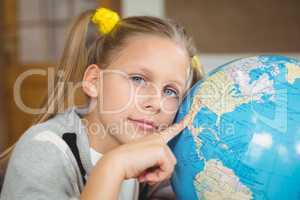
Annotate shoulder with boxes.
[5,119,79,189]
[1,125,80,200]
[13,117,68,154]
[9,110,80,172]
[10,123,72,172]
[0,110,88,198]
[6,108,89,184]
[15,108,81,152]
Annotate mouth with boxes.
[127,117,158,131]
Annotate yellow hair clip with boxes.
[191,55,201,70]
[91,7,120,35]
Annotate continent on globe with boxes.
[286,63,300,84]
[189,70,252,127]
[194,159,252,200]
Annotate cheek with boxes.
[158,98,180,129]
[160,97,180,115]
[100,74,134,112]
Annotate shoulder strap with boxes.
[139,183,149,200]
[62,133,87,185]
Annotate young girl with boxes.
[0,7,203,200]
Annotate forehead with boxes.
[109,34,190,87]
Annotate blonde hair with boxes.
[0,9,204,161]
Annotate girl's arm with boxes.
[80,138,176,200]
[80,115,190,200]
[80,154,124,200]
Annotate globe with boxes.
[169,55,300,200]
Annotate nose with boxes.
[142,98,161,114]
[137,85,161,115]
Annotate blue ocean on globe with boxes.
[169,55,300,200]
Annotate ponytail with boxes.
[37,10,94,123]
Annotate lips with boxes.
[128,117,158,131]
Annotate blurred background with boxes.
[0,0,299,151]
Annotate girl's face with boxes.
[86,35,190,144]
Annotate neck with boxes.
[82,110,120,154]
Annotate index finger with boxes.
[159,114,191,143]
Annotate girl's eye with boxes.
[164,88,179,98]
[130,75,146,85]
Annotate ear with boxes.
[82,64,101,98]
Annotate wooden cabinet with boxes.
[166,0,300,53]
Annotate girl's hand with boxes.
[102,114,191,185]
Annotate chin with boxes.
[123,129,154,143]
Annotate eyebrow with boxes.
[138,67,186,89]
[138,67,154,78]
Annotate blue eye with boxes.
[130,75,146,85]
[164,88,178,98]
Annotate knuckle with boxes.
[162,145,170,155]
[156,144,166,156]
